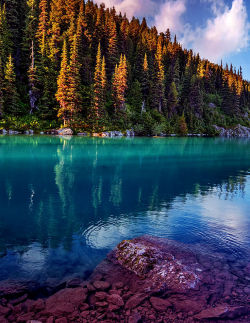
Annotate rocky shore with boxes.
[1,124,250,138]
[0,236,249,322]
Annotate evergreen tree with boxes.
[36,0,48,56]
[0,57,4,117]
[112,54,128,112]
[68,33,82,119]
[178,113,188,136]
[28,41,39,114]
[3,54,20,115]
[0,4,12,64]
[168,81,178,116]
[56,39,70,126]
[93,43,106,117]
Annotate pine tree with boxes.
[168,81,178,116]
[0,4,12,64]
[0,57,4,117]
[56,40,70,126]
[141,53,149,112]
[107,17,118,77]
[4,54,20,115]
[68,33,82,119]
[91,43,107,128]
[178,113,188,136]
[22,0,38,69]
[36,0,48,56]
[112,54,128,112]
[28,41,39,114]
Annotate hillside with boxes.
[0,0,249,134]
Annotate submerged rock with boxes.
[115,237,200,292]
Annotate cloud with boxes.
[94,0,249,63]
[94,0,156,19]
[182,0,250,62]
[154,0,187,35]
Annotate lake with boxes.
[0,136,249,285]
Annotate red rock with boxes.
[10,294,28,305]
[24,299,45,313]
[0,316,8,323]
[109,289,121,295]
[113,282,124,289]
[0,304,11,316]
[46,317,54,323]
[150,297,171,312]
[194,305,229,320]
[125,293,147,309]
[55,318,67,323]
[170,298,204,313]
[80,310,90,318]
[128,312,141,323]
[86,283,95,292]
[95,291,108,300]
[80,303,89,311]
[66,278,82,288]
[108,304,120,312]
[45,288,87,316]
[107,294,124,307]
[16,312,34,322]
[93,281,110,291]
[95,301,108,307]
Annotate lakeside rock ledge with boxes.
[0,236,249,322]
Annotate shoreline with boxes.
[0,236,249,322]
[1,123,250,138]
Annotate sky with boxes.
[94,0,250,80]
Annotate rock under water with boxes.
[0,236,249,322]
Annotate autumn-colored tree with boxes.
[93,44,105,115]
[56,40,70,126]
[68,33,82,118]
[36,0,48,56]
[112,54,128,112]
[107,16,118,77]
[178,113,188,136]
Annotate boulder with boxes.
[213,124,250,137]
[57,128,73,136]
[125,293,147,309]
[107,294,124,307]
[45,288,87,316]
[115,237,200,292]
[149,297,171,312]
[93,281,110,291]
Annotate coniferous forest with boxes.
[0,0,249,135]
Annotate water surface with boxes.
[0,136,249,284]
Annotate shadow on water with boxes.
[0,136,249,283]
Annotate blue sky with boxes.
[94,0,250,80]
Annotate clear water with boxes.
[0,136,249,284]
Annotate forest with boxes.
[0,0,249,135]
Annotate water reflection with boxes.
[0,136,249,283]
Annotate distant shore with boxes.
[1,123,250,138]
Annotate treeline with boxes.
[0,0,249,134]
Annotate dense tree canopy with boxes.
[0,0,249,134]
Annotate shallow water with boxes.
[0,136,249,284]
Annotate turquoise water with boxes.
[0,136,250,284]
